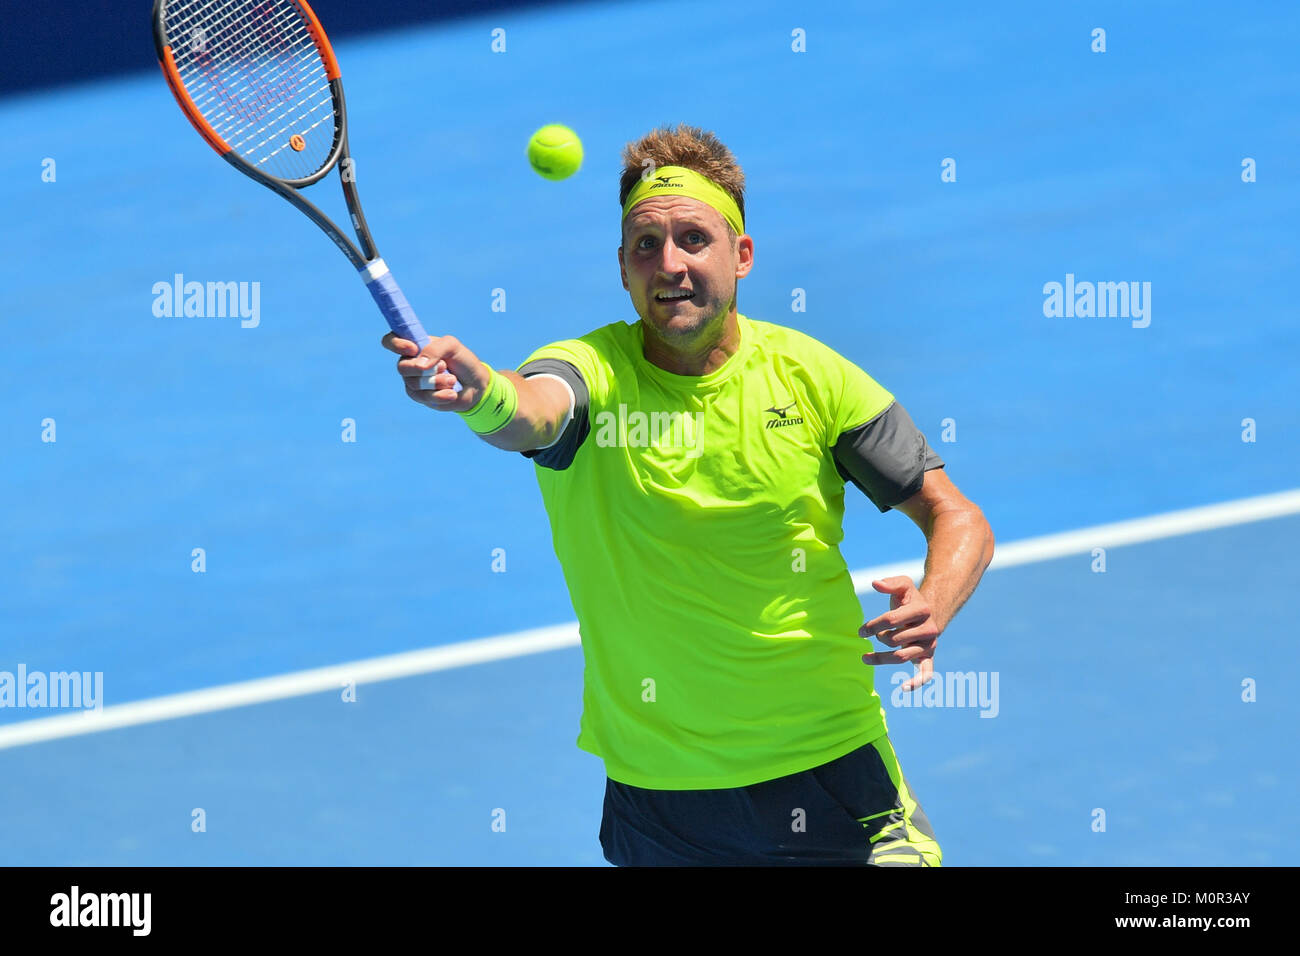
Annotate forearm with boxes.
[474,369,563,452]
[916,506,994,633]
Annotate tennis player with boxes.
[383,124,994,866]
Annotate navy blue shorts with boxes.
[599,735,942,866]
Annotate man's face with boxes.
[618,196,752,346]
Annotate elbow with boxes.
[980,510,995,569]
[962,502,995,570]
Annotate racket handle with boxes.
[362,259,430,349]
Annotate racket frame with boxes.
[150,0,431,351]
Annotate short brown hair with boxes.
[619,124,746,240]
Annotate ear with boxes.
[734,234,755,279]
[617,245,629,290]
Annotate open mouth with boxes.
[655,291,695,303]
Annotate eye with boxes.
[637,236,657,249]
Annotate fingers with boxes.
[383,333,485,395]
[398,358,461,400]
[860,603,929,640]
[900,657,935,692]
[381,332,420,356]
[860,582,938,685]
[879,621,941,650]
[395,353,447,380]
[871,576,914,595]
[402,371,472,411]
[862,635,936,665]
[385,331,464,401]
[862,636,937,694]
[404,370,456,389]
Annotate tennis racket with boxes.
[151,0,438,384]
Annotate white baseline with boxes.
[1,488,1297,752]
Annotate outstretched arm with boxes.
[382,332,572,452]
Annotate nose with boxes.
[656,235,688,277]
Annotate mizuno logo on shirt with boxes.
[765,400,804,428]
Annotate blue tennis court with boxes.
[1,0,1297,865]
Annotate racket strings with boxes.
[175,0,334,177]
[174,0,332,170]
[175,3,311,135]
[163,0,337,181]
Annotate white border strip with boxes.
[3,488,1298,752]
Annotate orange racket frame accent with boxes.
[156,0,341,158]
[298,0,342,81]
[159,45,232,156]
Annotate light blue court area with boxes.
[1,0,1297,865]
[0,511,1295,866]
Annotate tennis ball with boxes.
[527,124,583,181]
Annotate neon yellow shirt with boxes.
[518,314,898,789]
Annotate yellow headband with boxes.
[621,165,745,236]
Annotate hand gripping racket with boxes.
[152,0,437,383]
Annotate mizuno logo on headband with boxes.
[621,165,745,236]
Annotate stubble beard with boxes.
[641,281,737,351]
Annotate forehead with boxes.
[623,195,726,233]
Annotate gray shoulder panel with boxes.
[517,358,591,471]
[833,400,945,513]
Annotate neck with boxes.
[642,308,741,376]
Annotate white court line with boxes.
[849,486,1300,590]
[2,487,1298,752]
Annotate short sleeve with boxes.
[829,353,896,440]
[811,343,943,511]
[516,337,609,407]
[516,358,589,470]
[832,400,945,512]
[514,339,606,471]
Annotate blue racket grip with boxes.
[362,259,430,349]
